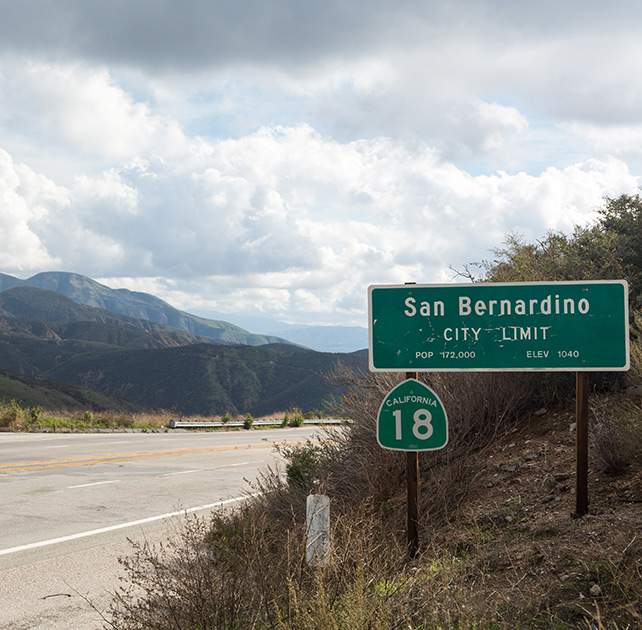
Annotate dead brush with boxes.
[427,370,542,450]
[107,366,602,628]
[323,367,551,525]
[590,396,642,474]
[107,496,485,630]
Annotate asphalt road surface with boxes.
[0,428,321,629]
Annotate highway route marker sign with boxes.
[377,379,448,452]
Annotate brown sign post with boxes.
[405,281,419,559]
[376,371,449,560]
[405,370,420,558]
[575,372,590,517]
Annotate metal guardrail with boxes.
[169,418,348,429]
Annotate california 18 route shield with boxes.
[377,379,448,452]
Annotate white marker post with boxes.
[305,494,331,567]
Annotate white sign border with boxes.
[368,279,630,373]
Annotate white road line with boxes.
[67,480,121,489]
[0,494,257,557]
[159,461,259,476]
[217,461,252,468]
[45,445,71,449]
[0,436,64,443]
[160,469,202,477]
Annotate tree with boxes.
[485,226,625,285]
[598,194,642,304]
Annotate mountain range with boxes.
[0,272,369,352]
[0,272,367,414]
[0,286,205,349]
[0,272,287,346]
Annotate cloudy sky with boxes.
[1,1,641,325]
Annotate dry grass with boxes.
[108,449,641,629]
[108,493,493,630]
[0,403,173,430]
[0,403,318,432]
[106,369,642,629]
[317,368,553,522]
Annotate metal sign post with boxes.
[376,373,449,557]
[405,371,419,559]
[575,372,590,517]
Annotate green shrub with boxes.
[29,405,43,424]
[280,414,289,428]
[482,195,642,310]
[288,407,305,427]
[0,400,25,428]
[280,440,322,490]
[472,194,642,389]
[221,412,232,424]
[108,503,436,630]
[289,415,304,427]
[83,410,94,424]
[243,414,254,430]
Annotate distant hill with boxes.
[0,327,367,414]
[0,331,123,378]
[266,325,367,353]
[46,343,367,415]
[0,272,368,414]
[0,272,288,346]
[0,370,131,411]
[206,311,368,352]
[0,272,21,292]
[0,286,206,349]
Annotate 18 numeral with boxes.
[392,408,434,440]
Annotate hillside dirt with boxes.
[424,409,642,628]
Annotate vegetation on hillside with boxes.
[0,370,129,411]
[0,285,367,415]
[15,342,365,415]
[109,408,641,628]
[0,400,161,431]
[106,195,642,629]
[469,194,642,297]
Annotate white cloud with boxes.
[1,10,642,327]
[564,121,642,158]
[0,148,62,271]
[476,102,529,152]
[1,4,642,172]
[2,127,637,325]
[0,60,188,164]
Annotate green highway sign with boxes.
[369,280,630,372]
[377,379,448,451]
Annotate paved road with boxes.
[0,428,320,629]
